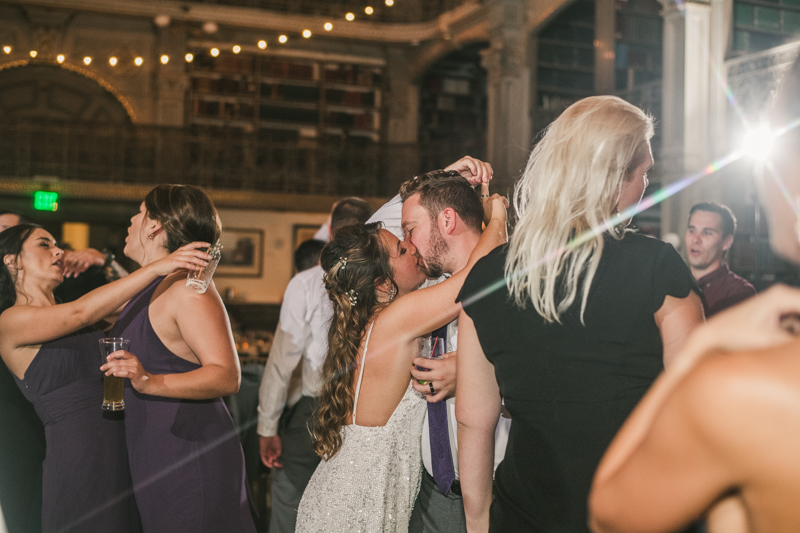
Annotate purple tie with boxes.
[428,324,455,494]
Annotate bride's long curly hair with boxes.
[312,223,397,460]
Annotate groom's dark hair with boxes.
[399,171,483,234]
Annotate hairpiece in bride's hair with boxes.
[346,289,358,306]
[337,256,347,270]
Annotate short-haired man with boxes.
[257,197,372,533]
[374,163,509,533]
[685,202,756,317]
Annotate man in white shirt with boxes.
[257,197,373,533]
[368,159,511,533]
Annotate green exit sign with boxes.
[33,191,59,211]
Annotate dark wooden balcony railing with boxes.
[0,119,486,197]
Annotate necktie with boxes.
[428,324,455,494]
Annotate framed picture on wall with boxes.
[217,228,264,277]
[293,224,321,251]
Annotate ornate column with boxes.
[481,0,531,196]
[595,0,616,94]
[660,0,713,236]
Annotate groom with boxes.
[368,158,510,533]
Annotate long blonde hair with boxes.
[505,96,653,323]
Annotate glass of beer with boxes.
[98,337,129,411]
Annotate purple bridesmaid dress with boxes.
[110,278,255,533]
[13,326,141,533]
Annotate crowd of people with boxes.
[2,54,800,533]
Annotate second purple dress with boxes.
[110,278,255,533]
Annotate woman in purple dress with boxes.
[102,184,256,533]
[0,223,210,533]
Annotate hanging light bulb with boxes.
[134,56,144,66]
[29,50,38,58]
[3,46,11,54]
[83,56,92,65]
[324,22,333,31]
[185,53,194,62]
[109,56,118,66]
[345,12,355,21]
[210,48,220,57]
[56,54,65,63]
[302,29,312,38]
[278,35,288,43]
[365,6,374,14]
[258,40,267,49]
[232,45,241,54]
[385,0,394,5]
[160,55,169,64]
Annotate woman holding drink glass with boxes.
[101,184,256,533]
[0,223,210,533]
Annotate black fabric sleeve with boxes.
[455,246,506,318]
[651,242,700,314]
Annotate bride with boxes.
[295,186,507,532]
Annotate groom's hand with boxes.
[444,156,493,186]
[260,435,283,468]
[411,351,457,402]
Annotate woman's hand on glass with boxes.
[152,242,211,277]
[100,350,153,394]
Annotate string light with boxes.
[345,12,355,21]
[3,46,11,54]
[83,56,91,65]
[56,54,65,63]
[302,29,312,38]
[258,40,267,49]
[324,22,333,31]
[29,50,37,58]
[185,53,194,62]
[160,55,169,64]
[386,0,394,5]
[134,56,144,66]
[278,35,288,43]
[210,48,219,57]
[365,6,374,14]
[232,45,241,54]
[109,56,118,66]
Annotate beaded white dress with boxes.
[296,322,427,533]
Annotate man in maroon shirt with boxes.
[685,202,756,317]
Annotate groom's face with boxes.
[401,193,450,278]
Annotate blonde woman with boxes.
[455,96,704,532]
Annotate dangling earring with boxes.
[389,286,396,301]
[147,233,154,240]
[613,209,625,236]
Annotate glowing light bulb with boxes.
[258,40,267,49]
[56,54,65,63]
[185,53,194,62]
[232,45,241,54]
[109,56,118,66]
[345,12,355,21]
[210,48,219,57]
[134,56,144,66]
[302,29,312,38]
[160,55,169,64]
[365,6,374,14]
[385,0,394,5]
[83,56,91,65]
[278,35,288,44]
[324,22,333,31]
[3,46,11,54]
[742,126,776,162]
[29,50,38,58]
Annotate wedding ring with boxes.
[429,382,435,395]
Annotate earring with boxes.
[613,208,626,236]
[389,286,396,301]
[147,233,154,240]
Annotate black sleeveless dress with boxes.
[110,278,255,533]
[13,326,141,533]
[457,235,699,532]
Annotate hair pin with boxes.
[347,289,358,306]
[337,256,348,270]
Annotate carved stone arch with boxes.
[0,61,134,123]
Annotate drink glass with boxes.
[415,335,438,385]
[98,337,129,411]
[186,242,223,295]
